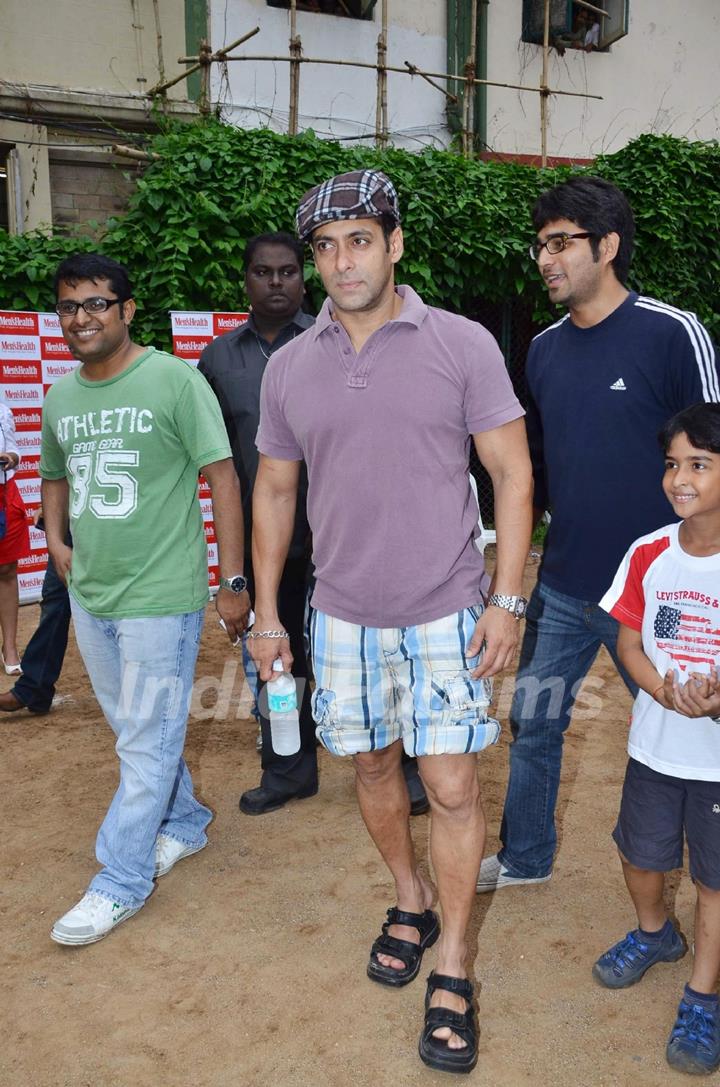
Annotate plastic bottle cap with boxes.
[272,659,283,673]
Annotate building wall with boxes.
[486,0,720,159]
[49,152,139,237]
[211,0,450,149]
[212,0,720,160]
[0,0,199,233]
[2,0,717,233]
[0,121,53,233]
[0,0,188,100]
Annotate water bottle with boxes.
[267,658,300,755]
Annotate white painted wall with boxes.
[0,0,188,100]
[212,0,720,160]
[210,0,450,150]
[486,0,720,159]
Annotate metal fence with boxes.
[466,297,540,526]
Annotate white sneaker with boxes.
[476,853,551,893]
[154,834,206,878]
[51,892,141,945]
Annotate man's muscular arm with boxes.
[249,454,301,681]
[468,418,533,677]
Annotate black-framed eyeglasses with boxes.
[529,232,593,261]
[55,297,125,318]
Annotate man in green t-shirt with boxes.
[40,253,250,946]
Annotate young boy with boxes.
[596,401,720,1076]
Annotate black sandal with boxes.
[366,907,440,987]
[418,971,478,1074]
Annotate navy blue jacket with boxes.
[527,292,719,601]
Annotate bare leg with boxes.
[354,741,435,971]
[420,752,484,1050]
[0,562,20,666]
[619,850,667,932]
[690,881,720,994]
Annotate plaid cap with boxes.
[296,169,400,242]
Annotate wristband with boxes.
[246,629,289,640]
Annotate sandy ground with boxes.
[1,554,706,1087]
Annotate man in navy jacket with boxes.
[477,176,719,892]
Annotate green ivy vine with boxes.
[0,125,717,349]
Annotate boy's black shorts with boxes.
[613,757,720,890]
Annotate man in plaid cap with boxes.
[249,169,532,1073]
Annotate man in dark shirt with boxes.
[199,232,318,814]
[477,177,719,892]
[200,233,429,816]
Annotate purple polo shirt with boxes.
[257,285,524,628]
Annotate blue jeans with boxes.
[70,600,212,907]
[15,554,71,712]
[498,581,637,878]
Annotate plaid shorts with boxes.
[309,606,500,757]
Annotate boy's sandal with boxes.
[366,906,440,987]
[418,972,479,1074]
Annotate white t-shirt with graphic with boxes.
[600,522,720,781]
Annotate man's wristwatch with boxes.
[219,574,248,594]
[488,593,528,619]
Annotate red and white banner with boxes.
[171,311,248,589]
[0,311,71,601]
[170,311,248,363]
[0,309,248,603]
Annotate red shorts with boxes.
[0,478,30,564]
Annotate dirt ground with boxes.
[1,554,704,1087]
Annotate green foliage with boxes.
[0,125,718,348]
[594,134,720,337]
[0,232,95,312]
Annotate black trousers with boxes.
[246,554,318,795]
[14,553,71,712]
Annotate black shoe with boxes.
[238,783,318,816]
[404,765,430,817]
[419,972,479,1073]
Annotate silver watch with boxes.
[219,574,248,594]
[487,593,528,619]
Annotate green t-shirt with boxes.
[40,348,231,618]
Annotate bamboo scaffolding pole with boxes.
[462,0,479,157]
[375,0,388,148]
[214,55,601,100]
[150,6,603,158]
[199,39,212,115]
[288,0,301,135]
[403,62,458,104]
[151,0,166,88]
[112,144,161,161]
[147,27,260,96]
[381,0,388,145]
[540,0,550,166]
